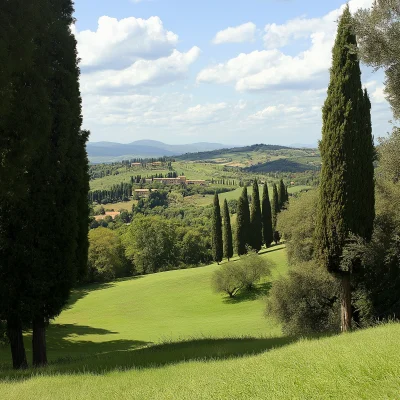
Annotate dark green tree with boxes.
[211,193,223,264]
[24,0,90,366]
[315,6,375,332]
[271,184,279,230]
[236,187,251,255]
[262,184,274,247]
[223,199,233,261]
[278,179,286,210]
[250,180,263,251]
[0,0,51,369]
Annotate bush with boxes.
[212,263,244,298]
[240,251,271,290]
[212,252,270,297]
[266,261,340,336]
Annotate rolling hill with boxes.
[1,246,399,399]
[87,140,230,163]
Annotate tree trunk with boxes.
[32,316,47,367]
[7,318,28,370]
[340,273,352,332]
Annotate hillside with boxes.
[87,140,229,163]
[1,246,399,399]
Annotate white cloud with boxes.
[81,47,201,93]
[173,103,228,125]
[212,22,257,44]
[249,104,304,120]
[198,0,374,92]
[73,16,179,70]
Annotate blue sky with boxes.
[73,0,393,146]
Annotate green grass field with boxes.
[1,245,398,399]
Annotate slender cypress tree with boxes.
[223,199,233,261]
[250,179,263,251]
[315,6,374,332]
[236,187,251,255]
[262,184,274,247]
[278,179,286,210]
[271,184,279,230]
[211,193,223,264]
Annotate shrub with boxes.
[266,261,340,336]
[212,263,244,298]
[240,251,271,290]
[212,252,271,297]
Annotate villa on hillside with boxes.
[153,176,207,186]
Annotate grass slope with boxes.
[0,246,287,369]
[1,324,399,399]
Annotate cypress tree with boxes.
[262,184,274,247]
[0,0,51,369]
[223,199,233,261]
[236,187,251,255]
[250,179,262,251]
[211,193,223,264]
[315,6,374,332]
[24,0,90,365]
[278,179,286,210]
[271,184,279,230]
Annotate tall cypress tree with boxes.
[223,199,233,261]
[236,187,251,255]
[24,0,90,366]
[271,184,279,230]
[315,6,374,332]
[0,0,51,369]
[278,179,286,210]
[262,183,273,247]
[250,179,262,251]
[211,193,223,264]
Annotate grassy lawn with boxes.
[0,244,399,398]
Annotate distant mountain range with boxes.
[86,140,230,163]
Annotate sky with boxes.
[73,0,393,146]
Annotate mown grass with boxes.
[0,246,287,370]
[0,245,399,398]
[1,324,399,399]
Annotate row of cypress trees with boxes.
[212,179,289,262]
[0,1,89,368]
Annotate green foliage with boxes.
[212,252,271,297]
[354,0,400,119]
[315,6,374,273]
[179,230,211,266]
[212,263,245,298]
[261,184,273,247]
[271,183,279,229]
[223,200,234,261]
[123,215,179,274]
[211,193,223,263]
[278,179,286,210]
[267,261,340,336]
[278,190,318,265]
[250,180,263,251]
[235,187,251,255]
[88,228,129,282]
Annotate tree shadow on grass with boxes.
[258,246,285,256]
[0,330,297,381]
[66,275,144,310]
[223,282,273,304]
